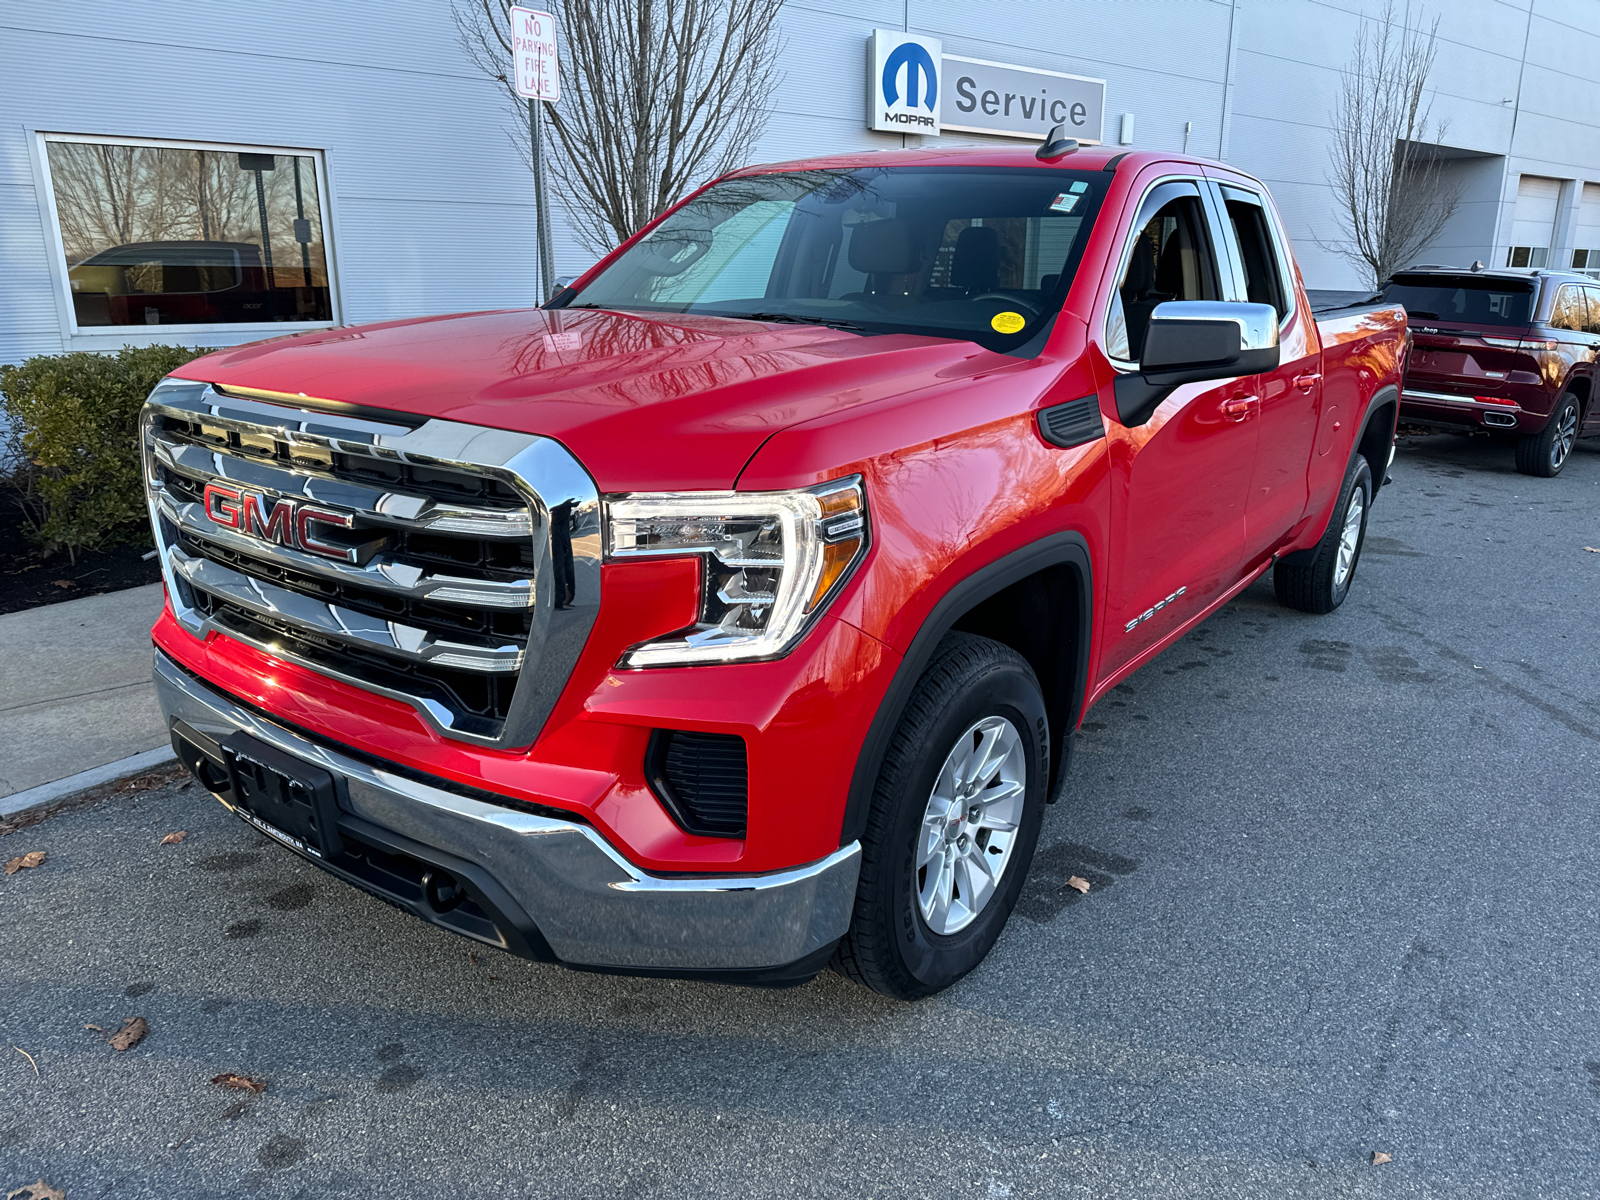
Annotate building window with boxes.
[1505,246,1549,269]
[41,135,335,331]
[1573,249,1600,279]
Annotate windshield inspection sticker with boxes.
[991,311,1027,334]
[1048,192,1080,214]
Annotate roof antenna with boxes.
[1470,260,1484,272]
[1037,123,1079,162]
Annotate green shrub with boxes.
[0,344,206,556]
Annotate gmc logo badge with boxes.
[203,482,362,563]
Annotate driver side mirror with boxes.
[1114,301,1281,427]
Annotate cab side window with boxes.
[1585,286,1600,335]
[1221,187,1289,321]
[1550,285,1587,333]
[1106,188,1221,361]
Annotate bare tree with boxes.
[454,0,785,256]
[1323,2,1463,288]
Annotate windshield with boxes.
[1380,274,1535,327]
[556,166,1109,350]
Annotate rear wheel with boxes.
[1274,454,1372,614]
[1515,392,1580,477]
[833,633,1048,1000]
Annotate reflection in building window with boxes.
[44,138,333,328]
[1505,246,1549,269]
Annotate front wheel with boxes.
[1515,392,1580,477]
[833,633,1049,1000]
[1274,454,1373,614]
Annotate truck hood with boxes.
[173,307,992,491]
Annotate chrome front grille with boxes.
[141,380,601,747]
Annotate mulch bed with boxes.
[0,485,161,615]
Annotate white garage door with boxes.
[1573,182,1600,276]
[1507,174,1561,267]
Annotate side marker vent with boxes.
[1038,395,1106,449]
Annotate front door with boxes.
[1094,178,1259,681]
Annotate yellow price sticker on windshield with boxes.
[990,311,1026,334]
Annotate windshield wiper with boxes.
[729,311,869,332]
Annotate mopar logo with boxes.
[867,30,943,135]
[882,41,937,111]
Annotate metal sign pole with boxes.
[530,98,555,302]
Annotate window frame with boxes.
[1209,182,1296,329]
[34,131,342,341]
[1101,175,1230,369]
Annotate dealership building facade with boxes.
[2,0,1598,367]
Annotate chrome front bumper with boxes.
[153,648,860,976]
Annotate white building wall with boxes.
[0,1,547,366]
[5,0,1600,368]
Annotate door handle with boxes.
[1221,396,1259,421]
[1294,372,1323,391]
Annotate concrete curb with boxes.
[0,745,178,820]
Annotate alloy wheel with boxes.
[1334,483,1366,591]
[915,715,1027,935]
[1552,404,1578,470]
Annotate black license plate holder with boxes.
[221,732,344,859]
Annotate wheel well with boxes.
[1565,375,1591,418]
[841,534,1092,846]
[1358,393,1397,495]
[948,563,1083,793]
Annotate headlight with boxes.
[606,476,868,667]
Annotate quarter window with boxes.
[1106,186,1221,362]
[43,136,334,329]
[1550,285,1587,333]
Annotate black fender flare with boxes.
[840,531,1093,847]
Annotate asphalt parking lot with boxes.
[3,430,1599,1200]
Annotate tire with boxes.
[1274,454,1373,615]
[833,632,1049,1000]
[1515,392,1580,478]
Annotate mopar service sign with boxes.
[944,56,1104,143]
[868,30,943,134]
[866,31,1105,144]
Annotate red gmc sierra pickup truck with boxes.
[142,139,1406,999]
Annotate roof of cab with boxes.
[725,145,1217,178]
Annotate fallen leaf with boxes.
[50,579,76,590]
[107,1017,148,1052]
[1586,547,1600,554]
[159,831,188,846]
[1066,875,1091,894]
[83,1024,103,1032]
[1372,1151,1392,1165]
[211,1072,266,1094]
[7,1181,66,1200]
[4,852,46,876]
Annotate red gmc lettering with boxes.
[295,506,355,561]
[202,482,243,529]
[244,493,296,545]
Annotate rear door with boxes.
[1549,283,1598,426]
[1584,287,1600,434]
[1209,181,1323,565]
[1093,176,1258,680]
